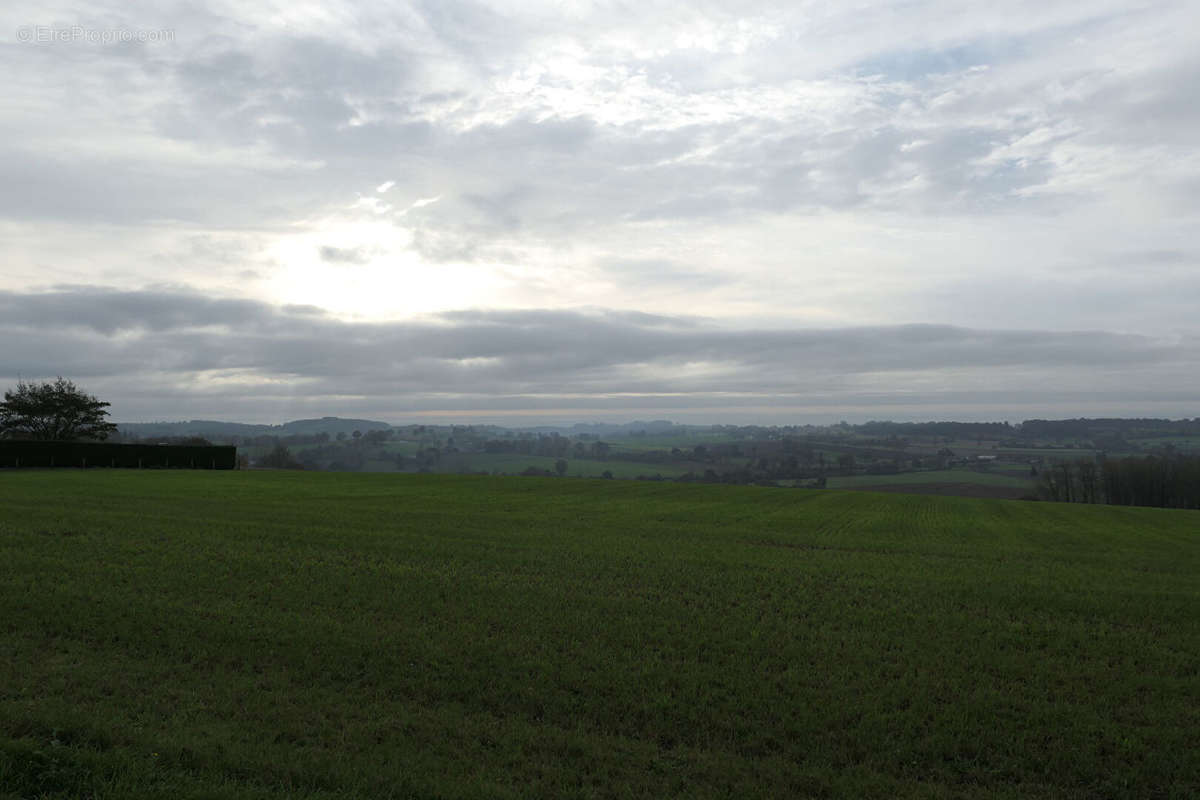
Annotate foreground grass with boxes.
[0,471,1197,799]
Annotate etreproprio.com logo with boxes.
[16,25,175,44]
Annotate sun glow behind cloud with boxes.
[264,218,515,318]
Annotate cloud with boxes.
[318,245,372,264]
[9,2,1198,233]
[1,286,1196,422]
[2,0,1199,420]
[0,285,269,335]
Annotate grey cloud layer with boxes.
[2,287,1195,419]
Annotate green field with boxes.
[1,472,1197,798]
[604,433,739,452]
[438,453,698,479]
[824,469,1034,490]
[993,447,1097,459]
[1129,436,1200,450]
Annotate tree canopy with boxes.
[0,378,118,441]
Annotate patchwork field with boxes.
[1,471,1197,798]
[437,453,702,479]
[823,469,1036,499]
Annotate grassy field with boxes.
[605,434,739,452]
[1128,436,1200,450]
[438,453,698,479]
[824,469,1034,490]
[993,447,1097,459]
[1,471,1197,799]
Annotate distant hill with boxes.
[520,419,682,436]
[117,417,683,440]
[277,417,394,435]
[117,417,393,440]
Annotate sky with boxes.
[2,0,1198,425]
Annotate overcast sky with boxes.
[3,1,1198,424]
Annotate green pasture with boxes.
[824,469,1035,490]
[604,433,739,452]
[1,471,1197,798]
[435,453,699,478]
[1128,436,1200,450]
[994,447,1097,459]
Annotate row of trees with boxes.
[856,421,1013,439]
[1037,455,1200,509]
[480,435,611,460]
[1020,417,1200,440]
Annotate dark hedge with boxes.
[0,441,237,469]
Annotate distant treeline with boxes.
[855,418,1200,442]
[1038,455,1200,509]
[856,421,1013,438]
[1019,418,1200,440]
